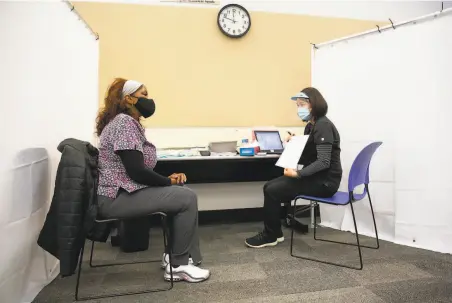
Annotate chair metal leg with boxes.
[89,224,161,268]
[88,241,95,267]
[75,215,173,301]
[162,216,174,286]
[289,198,297,256]
[74,236,86,301]
[366,185,380,249]
[290,198,363,270]
[290,198,311,254]
[349,201,363,269]
[313,190,379,250]
[310,201,316,228]
[162,218,167,249]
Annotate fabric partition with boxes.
[311,8,452,253]
[2,149,59,302]
[0,2,99,301]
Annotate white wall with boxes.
[311,9,452,254]
[0,1,99,302]
[76,0,447,22]
[221,0,447,22]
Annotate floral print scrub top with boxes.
[97,113,157,199]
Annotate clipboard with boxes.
[275,135,309,169]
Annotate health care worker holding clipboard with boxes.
[245,87,343,249]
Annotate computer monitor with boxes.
[254,130,284,154]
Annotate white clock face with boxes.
[218,5,250,38]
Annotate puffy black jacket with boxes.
[38,138,111,277]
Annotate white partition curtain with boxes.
[0,2,99,302]
[311,8,452,254]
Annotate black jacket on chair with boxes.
[38,138,111,277]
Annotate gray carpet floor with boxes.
[33,222,452,303]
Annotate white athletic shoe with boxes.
[161,253,200,269]
[164,264,210,283]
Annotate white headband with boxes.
[122,80,143,98]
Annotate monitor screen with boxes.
[254,131,284,151]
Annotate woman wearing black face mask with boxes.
[95,78,210,283]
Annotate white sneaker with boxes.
[161,253,200,269]
[164,264,210,283]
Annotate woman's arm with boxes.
[296,144,332,177]
[296,119,336,178]
[117,150,172,186]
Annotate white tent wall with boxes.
[311,8,452,254]
[0,1,99,302]
[80,0,448,23]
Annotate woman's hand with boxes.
[169,173,187,184]
[284,168,298,178]
[285,132,295,142]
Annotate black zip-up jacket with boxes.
[37,138,110,277]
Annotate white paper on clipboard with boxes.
[275,135,309,169]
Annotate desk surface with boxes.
[158,154,280,161]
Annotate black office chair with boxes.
[74,212,173,301]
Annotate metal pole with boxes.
[310,201,315,228]
[314,7,452,49]
[64,1,99,40]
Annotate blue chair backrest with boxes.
[347,142,383,195]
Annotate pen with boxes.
[287,131,294,136]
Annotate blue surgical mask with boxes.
[297,107,311,121]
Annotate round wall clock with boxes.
[217,4,251,38]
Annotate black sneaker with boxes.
[245,231,284,248]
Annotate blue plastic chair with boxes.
[290,141,382,270]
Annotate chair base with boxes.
[88,241,164,268]
[314,237,379,250]
[290,221,364,270]
[76,285,173,302]
[290,253,363,270]
[89,258,159,268]
[75,215,173,301]
[289,196,380,271]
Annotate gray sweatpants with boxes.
[98,186,201,266]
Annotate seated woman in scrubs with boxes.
[96,78,210,282]
[245,87,342,248]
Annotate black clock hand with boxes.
[224,17,236,23]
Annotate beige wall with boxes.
[76,2,379,127]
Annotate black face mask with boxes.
[134,97,156,118]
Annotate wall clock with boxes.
[217,4,251,38]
